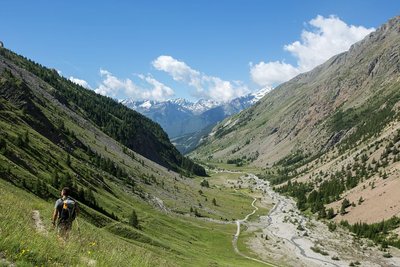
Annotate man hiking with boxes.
[52,187,79,241]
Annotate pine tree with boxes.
[129,209,139,228]
[212,198,217,206]
[200,179,210,188]
[24,130,29,144]
[340,198,350,215]
[327,208,335,219]
[52,172,60,189]
[66,154,71,167]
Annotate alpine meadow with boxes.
[1,2,400,267]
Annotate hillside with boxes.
[0,48,205,177]
[0,46,268,266]
[192,16,400,167]
[192,16,400,225]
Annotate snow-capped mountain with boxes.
[121,87,270,153]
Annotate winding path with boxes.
[233,174,342,267]
[232,198,278,266]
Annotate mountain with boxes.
[122,87,270,153]
[0,46,265,266]
[192,16,400,167]
[0,50,205,177]
[192,16,400,224]
[2,17,400,267]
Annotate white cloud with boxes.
[94,69,174,101]
[250,61,300,88]
[250,15,375,87]
[69,76,92,89]
[152,55,201,86]
[138,74,174,100]
[153,55,249,102]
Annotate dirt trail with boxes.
[0,252,15,267]
[81,256,97,266]
[232,198,276,266]
[32,210,48,235]
[31,210,97,266]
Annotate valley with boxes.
[1,7,400,267]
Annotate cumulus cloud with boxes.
[153,55,249,102]
[94,69,174,100]
[250,61,300,88]
[138,74,175,100]
[251,15,375,87]
[69,76,92,89]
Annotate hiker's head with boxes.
[61,187,70,197]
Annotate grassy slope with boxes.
[0,49,272,265]
[0,173,270,267]
[0,80,269,266]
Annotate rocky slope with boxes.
[192,16,400,167]
[192,16,400,230]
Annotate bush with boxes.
[328,222,337,232]
[200,179,209,188]
[310,246,329,256]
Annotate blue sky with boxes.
[0,1,398,102]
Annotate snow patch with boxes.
[139,100,152,109]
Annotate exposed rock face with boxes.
[192,16,400,166]
[0,41,3,48]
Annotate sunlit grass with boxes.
[0,175,269,266]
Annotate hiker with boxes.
[52,187,79,240]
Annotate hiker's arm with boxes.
[75,203,80,216]
[52,209,58,226]
[52,200,60,226]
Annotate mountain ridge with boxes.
[0,48,205,176]
[192,15,400,166]
[190,15,400,227]
[122,87,270,153]
[0,45,265,266]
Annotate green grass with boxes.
[237,230,259,258]
[0,179,171,267]
[207,162,262,173]
[0,175,273,267]
[0,51,274,266]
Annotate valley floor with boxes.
[235,173,400,267]
[3,169,400,267]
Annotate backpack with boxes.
[59,197,77,223]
